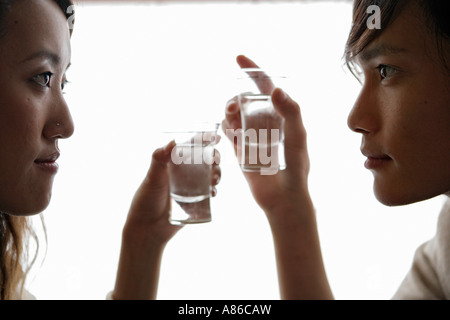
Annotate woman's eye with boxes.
[32,72,53,87]
[377,65,397,80]
[61,80,69,92]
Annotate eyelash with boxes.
[32,72,70,92]
[61,80,70,92]
[32,72,53,87]
[376,64,397,80]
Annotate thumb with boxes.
[272,88,310,174]
[128,141,175,221]
[143,141,175,193]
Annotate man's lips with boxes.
[362,150,392,169]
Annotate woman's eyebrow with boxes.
[21,50,71,70]
[21,50,61,67]
[359,43,407,63]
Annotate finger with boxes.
[223,97,242,155]
[225,97,241,130]
[211,186,218,198]
[144,141,175,190]
[212,148,221,174]
[236,54,259,69]
[212,162,221,186]
[212,133,221,146]
[237,55,275,94]
[271,88,309,172]
[212,148,221,166]
[211,149,221,197]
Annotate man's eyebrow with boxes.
[359,44,407,63]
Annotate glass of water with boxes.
[236,68,287,175]
[165,123,220,225]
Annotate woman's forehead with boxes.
[0,0,71,66]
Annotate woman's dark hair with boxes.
[345,0,450,75]
[0,0,74,300]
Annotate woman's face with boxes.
[348,2,450,206]
[0,0,74,215]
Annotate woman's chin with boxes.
[4,196,52,217]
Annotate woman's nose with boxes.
[43,95,75,140]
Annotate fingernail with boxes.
[227,102,238,114]
[164,140,175,154]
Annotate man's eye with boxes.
[32,72,53,87]
[377,65,397,80]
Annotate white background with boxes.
[27,1,446,299]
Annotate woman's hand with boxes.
[113,140,221,299]
[125,140,221,244]
[124,141,181,245]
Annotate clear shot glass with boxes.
[236,68,286,175]
[165,122,220,225]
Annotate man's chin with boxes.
[373,183,439,207]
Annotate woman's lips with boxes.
[34,152,60,173]
[364,157,392,170]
